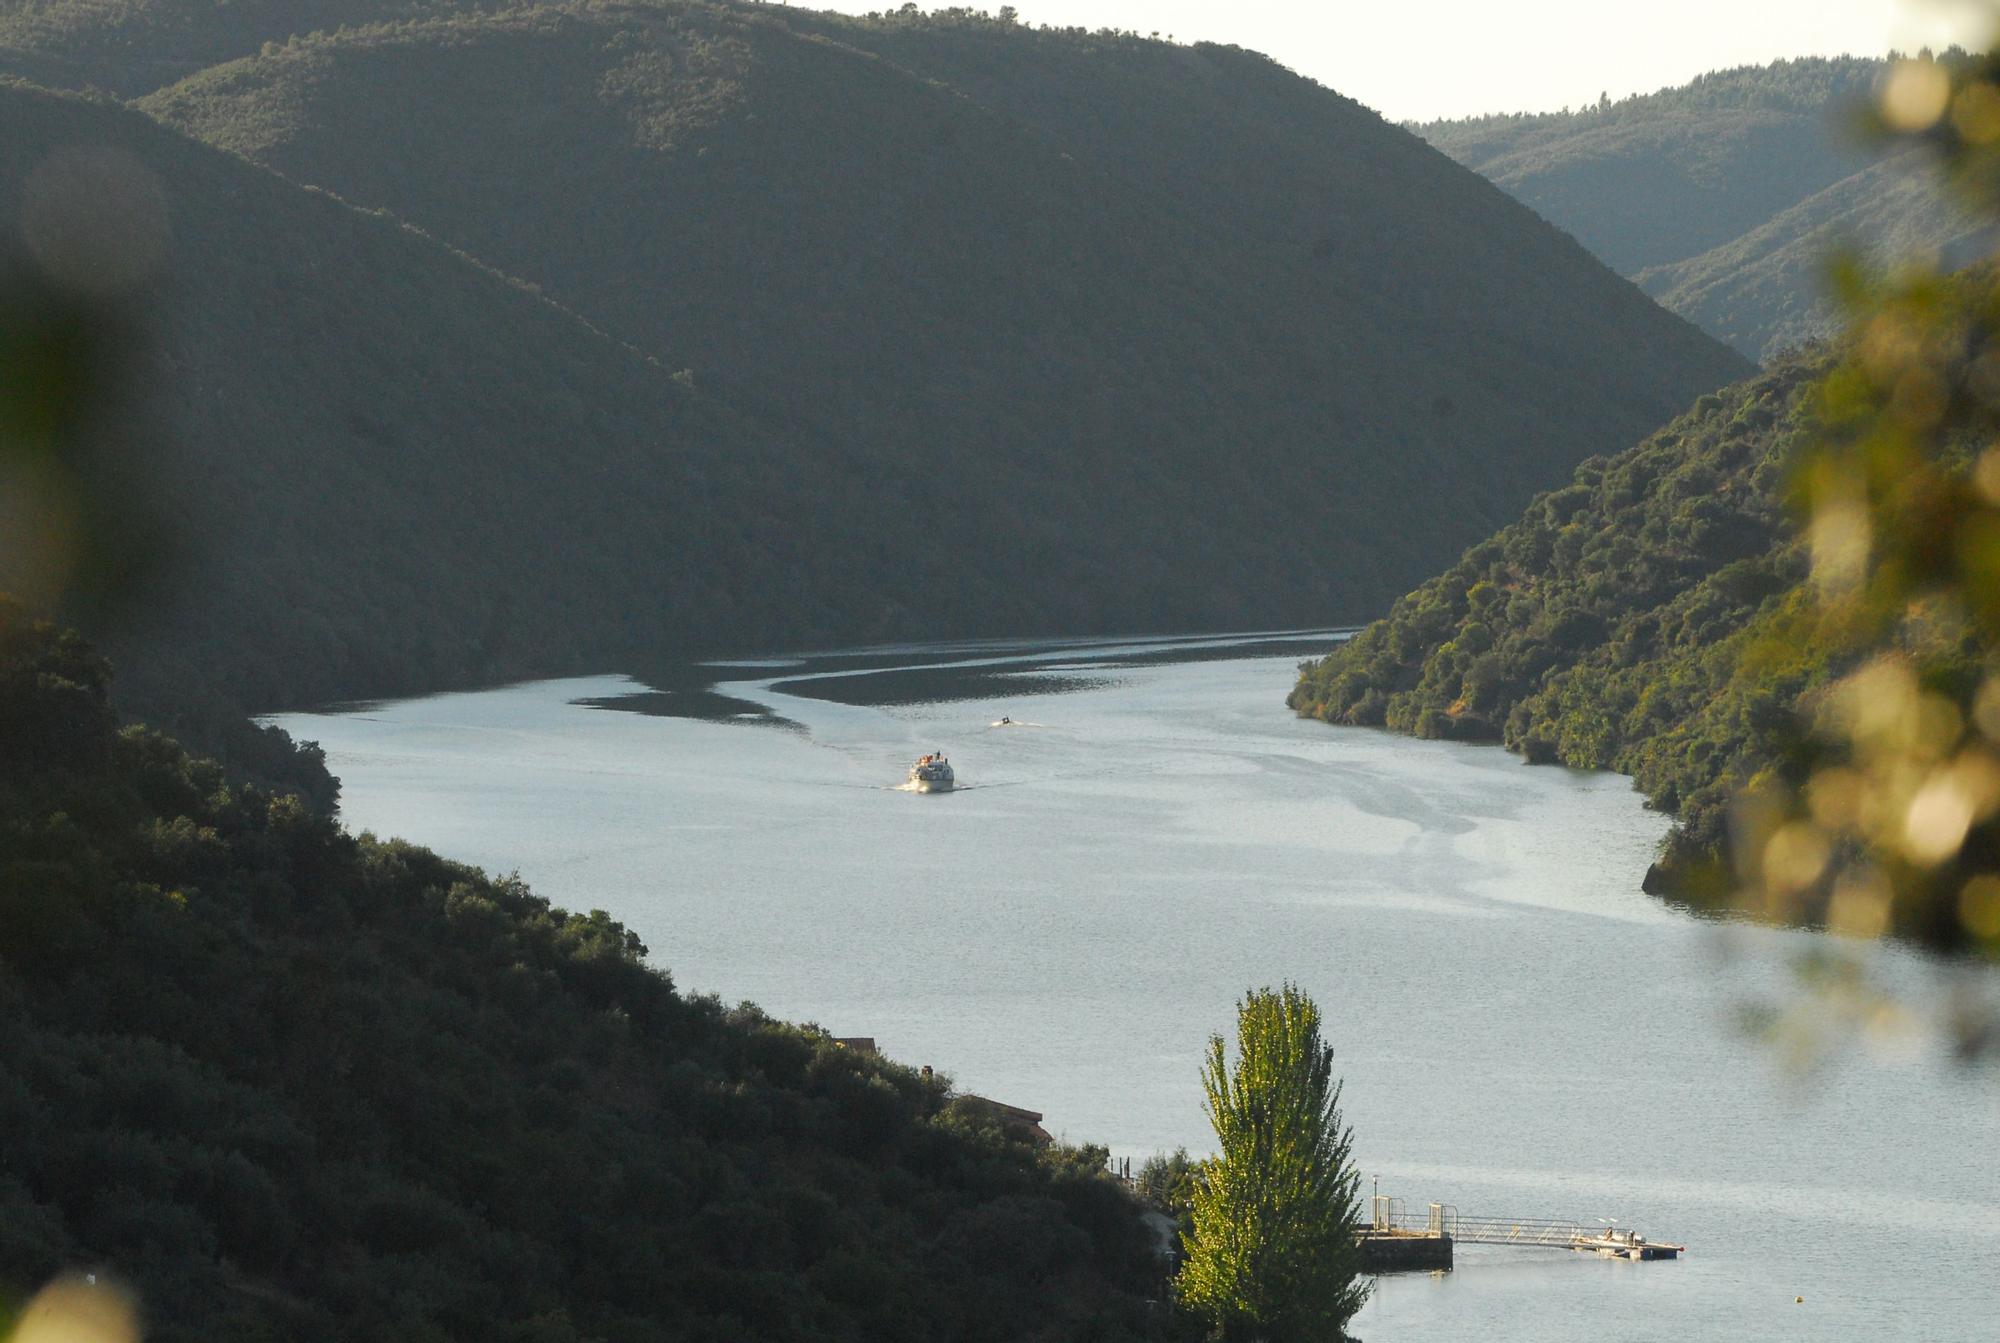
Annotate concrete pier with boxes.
[1358,1228,1452,1272]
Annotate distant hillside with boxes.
[1634,151,1992,356]
[4,3,1743,734]
[0,601,1172,1342]
[1289,350,1836,892]
[1417,55,1991,359]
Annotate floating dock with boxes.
[1572,1229,1684,1260]
[1361,1197,1685,1273]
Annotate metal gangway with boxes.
[1370,1197,1589,1247]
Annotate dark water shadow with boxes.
[589,628,1354,719]
[756,631,1350,708]
[768,666,1112,707]
[571,689,805,732]
[1043,633,1351,671]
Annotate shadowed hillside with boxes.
[0,79,884,726]
[1418,55,1990,359]
[5,3,1744,735]
[136,4,1745,593]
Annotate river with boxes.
[270,632,1999,1342]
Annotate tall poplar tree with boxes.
[1176,984,1368,1342]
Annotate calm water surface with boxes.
[272,634,2000,1342]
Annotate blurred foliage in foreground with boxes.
[2,1274,140,1343]
[1297,45,2000,1053]
[0,601,1176,1341]
[1724,46,2000,1052]
[0,266,154,618]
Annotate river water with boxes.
[271,633,1999,1342]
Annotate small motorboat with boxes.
[908,753,955,793]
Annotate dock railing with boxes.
[1367,1194,1407,1234]
[1380,1208,1593,1248]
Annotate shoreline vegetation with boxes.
[0,601,1185,1342]
[1289,348,1832,901]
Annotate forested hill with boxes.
[0,599,1174,1341]
[3,2,1744,733]
[1290,350,1837,891]
[1416,55,1992,359]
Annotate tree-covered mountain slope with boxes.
[124,2,1742,620]
[1417,55,1990,360]
[0,599,1173,1342]
[3,3,1745,733]
[1290,350,1840,887]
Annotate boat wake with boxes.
[886,779,1022,792]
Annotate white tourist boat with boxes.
[908,753,955,792]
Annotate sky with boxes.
[793,0,1994,121]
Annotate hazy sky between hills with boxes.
[798,0,1992,120]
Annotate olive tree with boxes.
[1175,983,1367,1342]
